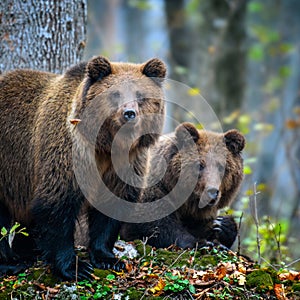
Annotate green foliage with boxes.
[164,273,193,293]
[248,44,264,61]
[128,0,152,10]
[77,279,113,299]
[243,215,290,267]
[0,222,29,248]
[248,1,263,13]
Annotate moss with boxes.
[29,268,58,286]
[246,269,274,292]
[155,248,190,266]
[292,283,300,292]
[93,268,112,280]
[134,240,220,269]
[0,291,10,300]
[196,254,218,268]
[125,288,144,299]
[263,267,280,283]
[134,240,153,256]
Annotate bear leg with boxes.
[31,196,93,280]
[88,208,125,271]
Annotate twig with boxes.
[285,257,300,268]
[237,212,243,256]
[75,255,78,284]
[141,227,159,257]
[250,182,261,265]
[163,250,188,276]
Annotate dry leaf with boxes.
[215,264,227,280]
[46,287,59,294]
[149,278,166,296]
[147,273,159,279]
[238,263,247,274]
[125,262,133,273]
[274,283,287,300]
[90,273,100,280]
[238,274,246,285]
[278,270,300,281]
[202,270,215,282]
[69,118,81,125]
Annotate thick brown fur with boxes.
[120,122,245,249]
[0,56,166,279]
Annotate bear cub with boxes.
[121,122,245,249]
[0,56,166,279]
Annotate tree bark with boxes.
[0,0,87,73]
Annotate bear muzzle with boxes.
[120,101,139,124]
[207,187,219,205]
[123,109,137,122]
[199,187,220,208]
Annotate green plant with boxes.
[0,222,29,247]
[164,272,195,294]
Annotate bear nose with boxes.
[123,109,136,122]
[207,188,219,201]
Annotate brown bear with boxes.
[0,56,166,279]
[120,122,245,249]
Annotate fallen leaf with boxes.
[274,283,287,300]
[149,278,166,296]
[278,270,300,281]
[215,264,227,280]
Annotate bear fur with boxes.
[120,122,245,249]
[0,56,166,279]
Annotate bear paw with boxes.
[54,258,94,281]
[211,216,238,249]
[90,256,125,272]
[0,262,30,277]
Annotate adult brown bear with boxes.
[121,122,245,249]
[0,56,166,279]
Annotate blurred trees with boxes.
[0,0,87,73]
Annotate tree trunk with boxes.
[0,0,87,73]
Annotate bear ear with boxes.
[175,122,199,148]
[224,129,245,154]
[86,56,112,83]
[142,58,167,79]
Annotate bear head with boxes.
[160,122,245,218]
[71,56,167,154]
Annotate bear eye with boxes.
[136,91,145,102]
[217,163,225,173]
[194,162,205,174]
[111,91,121,99]
[199,163,205,171]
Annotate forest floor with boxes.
[0,240,300,299]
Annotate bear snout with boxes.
[123,109,137,122]
[120,101,139,123]
[206,187,219,206]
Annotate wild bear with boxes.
[120,122,245,249]
[0,56,166,279]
